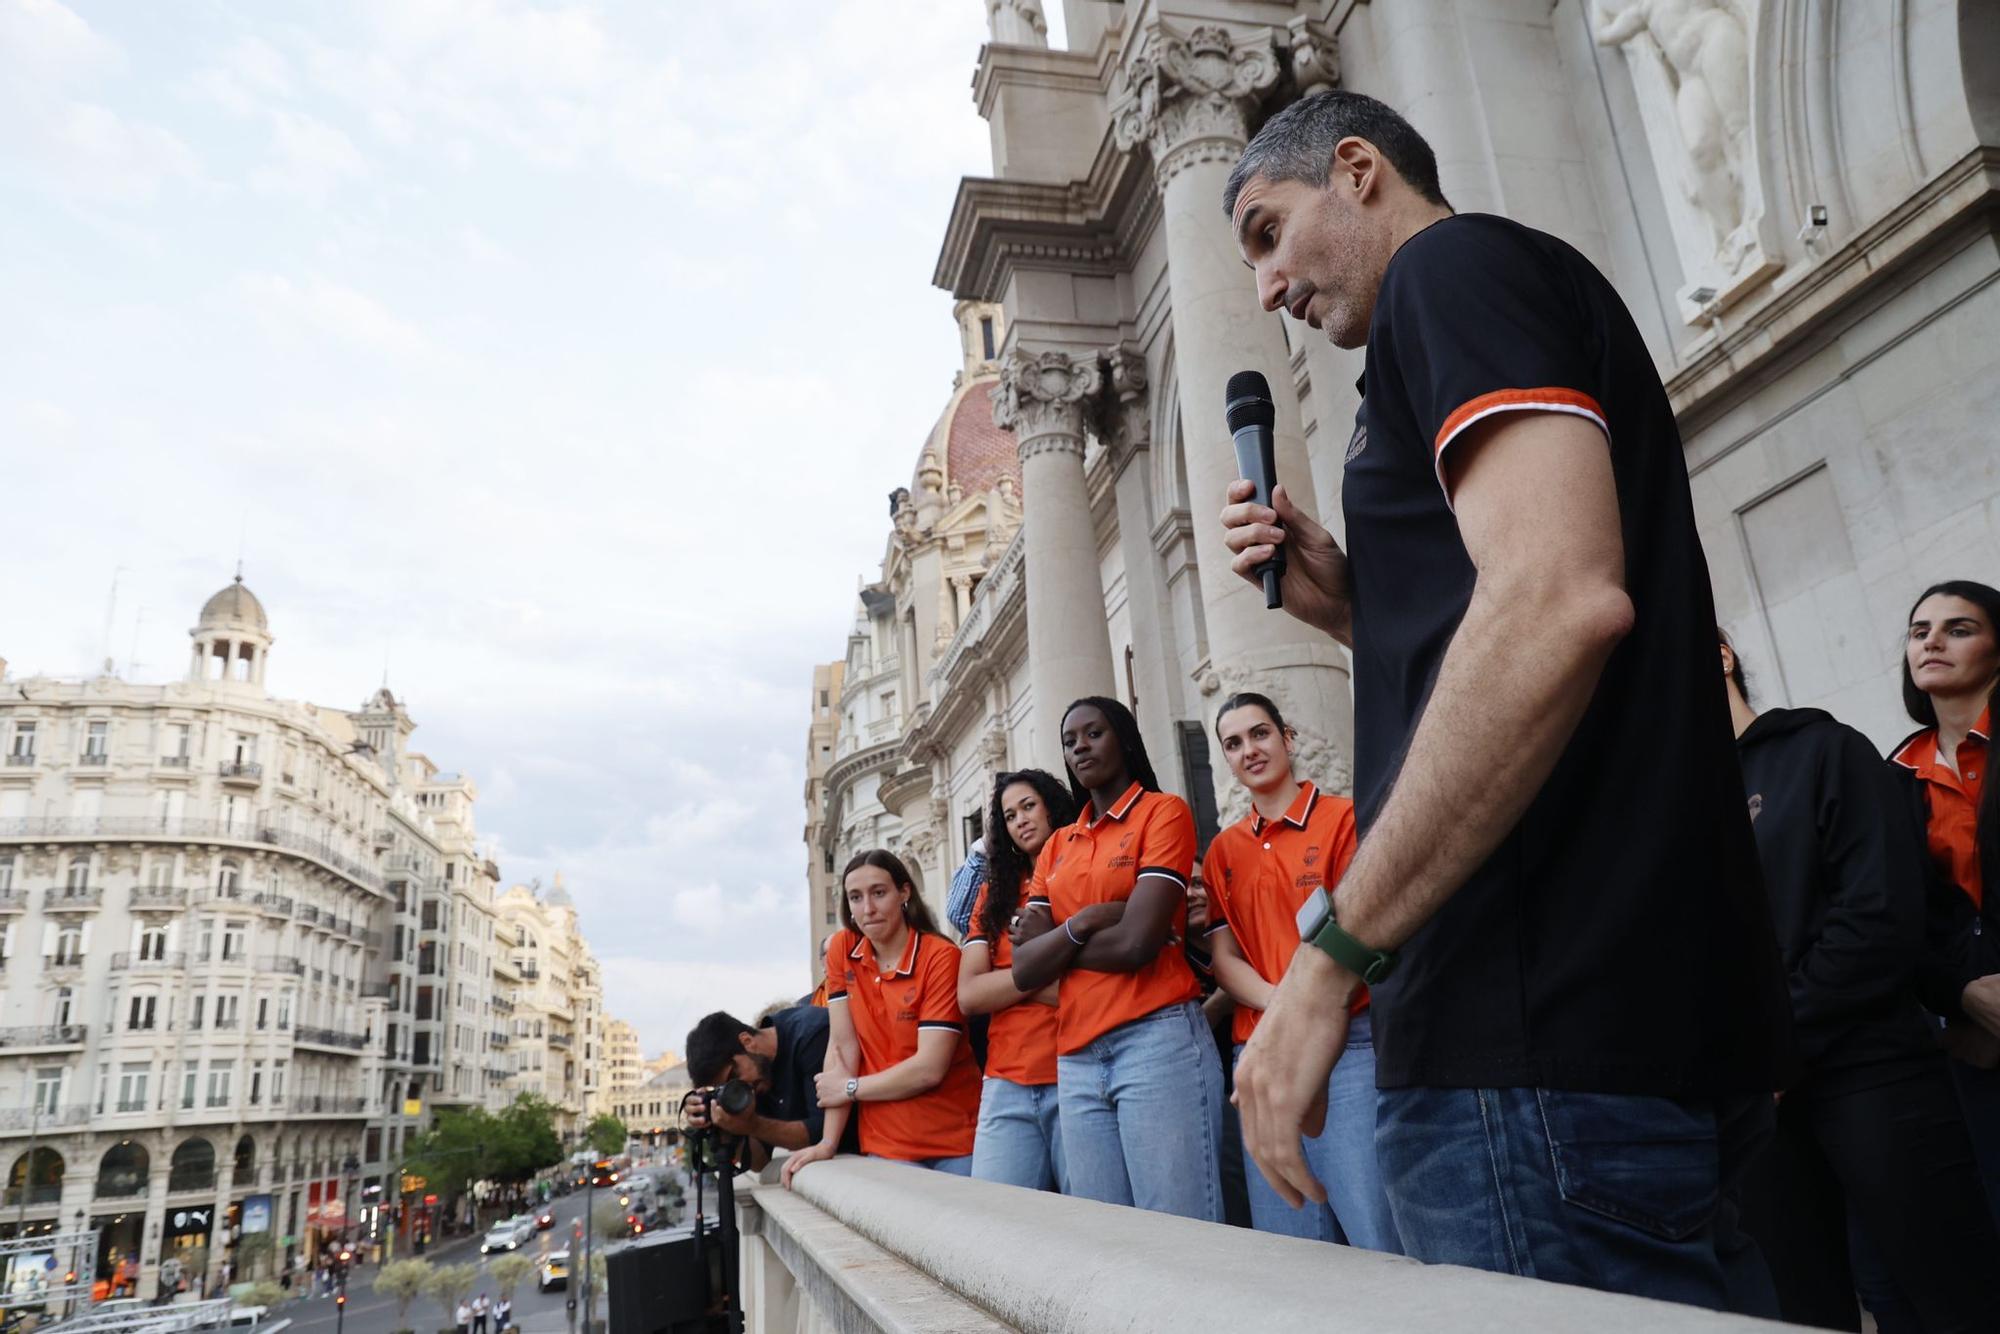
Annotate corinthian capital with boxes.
[1111,22,1280,187]
[993,349,1103,453]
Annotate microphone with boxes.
[1224,370,1284,610]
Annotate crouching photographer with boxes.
[685,1007,860,1169]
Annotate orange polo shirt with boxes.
[964,883,1060,1086]
[824,927,980,1161]
[1201,782,1366,1045]
[1027,783,1200,1054]
[1892,708,1989,908]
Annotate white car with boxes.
[479,1216,533,1254]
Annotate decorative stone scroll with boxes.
[1593,0,1778,322]
[1111,22,1280,188]
[993,349,1104,453]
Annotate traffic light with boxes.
[62,1271,75,1285]
[338,1249,352,1265]
[335,1292,347,1308]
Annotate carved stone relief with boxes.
[1195,661,1353,826]
[1111,22,1280,187]
[1593,0,1778,321]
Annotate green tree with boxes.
[486,1251,533,1318]
[491,1093,564,1181]
[241,1279,286,1311]
[584,1250,609,1325]
[426,1261,478,1333]
[585,1113,628,1157]
[233,1231,275,1281]
[592,1197,633,1244]
[373,1258,432,1334]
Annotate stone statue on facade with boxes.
[1594,0,1772,319]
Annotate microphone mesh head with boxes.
[1224,370,1275,433]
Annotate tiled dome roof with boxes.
[935,378,1016,498]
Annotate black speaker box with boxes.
[604,1224,733,1334]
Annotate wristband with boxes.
[1063,918,1087,947]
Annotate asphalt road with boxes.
[276,1176,663,1334]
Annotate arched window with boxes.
[7,1147,63,1207]
[169,1137,216,1192]
[96,1141,149,1199]
[233,1135,257,1183]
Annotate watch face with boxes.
[1294,886,1331,938]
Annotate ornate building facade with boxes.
[807,0,2000,958]
[494,879,605,1136]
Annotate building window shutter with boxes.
[1176,721,1221,850]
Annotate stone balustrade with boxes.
[734,1158,1789,1334]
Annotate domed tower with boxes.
[188,573,273,687]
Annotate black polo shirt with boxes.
[760,1005,860,1154]
[1344,212,1793,1097]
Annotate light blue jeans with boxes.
[1234,1009,1400,1252]
[1057,999,1224,1221]
[972,1076,1066,1192]
[868,1152,973,1176]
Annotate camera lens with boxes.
[717,1079,754,1116]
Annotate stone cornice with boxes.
[934,132,1158,301]
[820,739,900,809]
[1670,146,2000,434]
[923,531,1028,744]
[973,34,1114,122]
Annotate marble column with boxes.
[1113,20,1355,814]
[993,349,1117,772]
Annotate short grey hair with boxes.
[1223,90,1449,217]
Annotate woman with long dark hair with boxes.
[958,768,1076,1190]
[1010,697,1224,1219]
[782,850,982,1184]
[1721,634,1999,1330]
[1891,579,2000,1229]
[1200,692,1399,1252]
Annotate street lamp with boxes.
[340,1154,360,1248]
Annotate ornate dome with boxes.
[198,576,268,631]
[910,377,1015,500]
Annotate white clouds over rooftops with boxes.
[0,0,994,1054]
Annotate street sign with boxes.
[404,1098,423,1116]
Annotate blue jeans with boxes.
[1376,1086,1777,1314]
[1233,1009,1400,1252]
[1058,999,1223,1221]
[972,1077,1065,1192]
[867,1152,973,1175]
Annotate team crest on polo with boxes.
[1303,845,1322,867]
[1346,421,1368,464]
[901,986,918,1008]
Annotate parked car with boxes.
[539,1249,570,1292]
[535,1210,555,1231]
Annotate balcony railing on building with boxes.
[290,1094,368,1115]
[548,1032,572,1050]
[218,761,263,786]
[295,1026,368,1052]
[256,955,306,977]
[0,816,385,892]
[158,753,190,768]
[3,753,34,768]
[43,886,102,911]
[129,884,188,909]
[0,1104,89,1132]
[0,889,24,913]
[0,1026,85,1050]
[109,950,187,971]
[2,1183,62,1208]
[77,751,109,767]
[253,892,293,917]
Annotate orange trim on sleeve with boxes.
[1432,387,1609,508]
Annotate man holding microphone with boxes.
[1217,91,1792,1310]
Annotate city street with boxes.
[278,1186,615,1334]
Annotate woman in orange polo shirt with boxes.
[1200,691,1400,1252]
[1010,696,1224,1220]
[1892,579,2000,1227]
[959,768,1076,1191]
[782,850,982,1183]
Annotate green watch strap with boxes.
[1305,912,1398,986]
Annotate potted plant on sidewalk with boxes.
[373,1256,431,1334]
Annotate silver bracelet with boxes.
[1063,918,1086,947]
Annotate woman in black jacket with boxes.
[1723,635,1999,1333]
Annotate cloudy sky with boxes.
[0,0,1046,1059]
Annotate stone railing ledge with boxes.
[749,1157,1789,1334]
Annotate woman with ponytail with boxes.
[783,850,982,1184]
[958,769,1077,1190]
[1010,697,1224,1220]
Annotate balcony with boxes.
[490,1032,510,1048]
[111,1098,150,1114]
[372,828,394,848]
[0,817,384,893]
[2,1184,62,1208]
[548,1032,573,1050]
[94,1175,147,1200]
[3,754,33,768]
[491,996,514,1014]
[109,950,187,971]
[0,1104,89,1132]
[384,853,421,877]
[360,981,392,999]
[77,752,109,767]
[0,889,23,913]
[218,761,264,787]
[295,1026,369,1053]
[297,904,322,926]
[43,887,103,912]
[290,1094,368,1116]
[129,884,188,910]
[157,754,190,769]
[0,1025,85,1050]
[256,955,306,977]
[167,1169,216,1194]
[518,963,540,980]
[252,892,293,917]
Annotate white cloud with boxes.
[599,956,812,1066]
[251,110,367,200]
[235,273,436,360]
